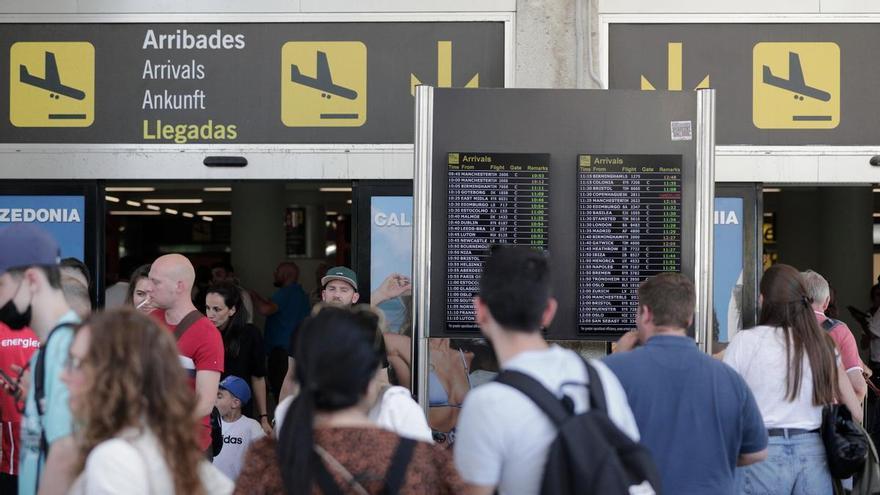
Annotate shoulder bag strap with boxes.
[581,357,608,414]
[494,370,570,426]
[173,310,203,341]
[34,322,75,483]
[383,438,416,495]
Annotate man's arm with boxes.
[848,369,867,402]
[737,449,768,466]
[194,370,221,418]
[37,436,76,495]
[250,290,279,316]
[463,485,495,495]
[279,356,299,402]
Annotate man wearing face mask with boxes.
[0,225,79,495]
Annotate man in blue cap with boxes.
[214,376,265,480]
[0,224,78,495]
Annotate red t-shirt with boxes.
[151,309,224,451]
[0,323,39,475]
[817,313,863,373]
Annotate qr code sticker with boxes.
[670,121,693,141]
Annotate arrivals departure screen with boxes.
[445,152,550,332]
[576,154,682,334]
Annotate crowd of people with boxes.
[0,222,878,494]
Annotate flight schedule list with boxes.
[445,152,550,332]
[577,154,682,334]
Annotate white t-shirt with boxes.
[368,385,434,443]
[723,325,823,430]
[274,385,433,443]
[453,345,640,495]
[68,427,233,495]
[213,416,266,480]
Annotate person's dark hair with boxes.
[210,261,234,274]
[7,265,62,290]
[638,273,695,329]
[125,263,151,306]
[278,307,383,495]
[60,257,90,287]
[478,245,551,333]
[206,281,249,358]
[758,263,838,405]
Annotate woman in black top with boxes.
[206,281,272,434]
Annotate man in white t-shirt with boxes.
[453,246,640,495]
[213,376,265,480]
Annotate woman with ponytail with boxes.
[724,264,861,493]
[234,306,462,494]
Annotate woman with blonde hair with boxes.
[62,308,232,494]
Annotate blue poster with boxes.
[714,197,744,343]
[370,196,413,333]
[0,195,86,261]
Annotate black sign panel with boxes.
[445,152,550,332]
[577,154,682,334]
[428,89,699,340]
[0,23,504,144]
[609,23,880,145]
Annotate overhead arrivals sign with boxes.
[608,23,879,146]
[1,23,505,144]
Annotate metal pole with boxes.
[695,88,716,355]
[412,85,434,415]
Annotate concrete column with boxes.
[231,182,286,318]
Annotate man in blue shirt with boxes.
[0,225,79,495]
[603,273,768,495]
[251,262,309,399]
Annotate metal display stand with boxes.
[412,87,715,410]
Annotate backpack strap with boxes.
[495,370,570,426]
[313,452,346,495]
[582,357,608,414]
[383,438,416,495]
[822,317,842,332]
[173,310,203,341]
[34,322,75,482]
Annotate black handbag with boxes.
[822,403,869,479]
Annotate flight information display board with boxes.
[577,154,682,334]
[445,152,550,332]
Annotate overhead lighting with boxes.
[763,213,774,217]
[326,211,338,216]
[346,199,352,204]
[873,188,880,193]
[105,195,120,203]
[197,210,232,216]
[126,200,141,207]
[109,211,160,216]
[146,205,160,211]
[763,188,781,193]
[202,216,213,222]
[105,187,155,192]
[874,213,880,218]
[182,212,194,218]
[142,199,204,204]
[165,208,178,215]
[319,187,353,192]
[204,187,232,192]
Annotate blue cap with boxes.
[0,224,61,274]
[219,375,251,404]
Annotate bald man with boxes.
[148,254,224,455]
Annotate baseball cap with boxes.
[321,266,358,291]
[0,224,61,275]
[219,375,251,404]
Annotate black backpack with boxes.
[495,358,662,495]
